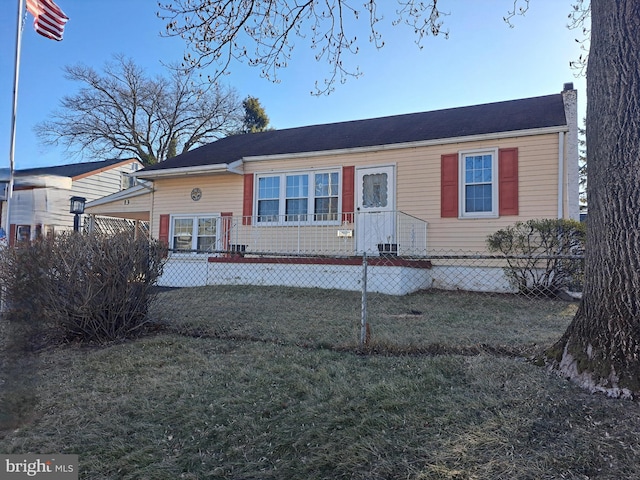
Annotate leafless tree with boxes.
[158,0,640,399]
[35,55,244,165]
[548,0,640,400]
[158,0,448,95]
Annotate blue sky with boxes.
[0,0,587,169]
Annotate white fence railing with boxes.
[198,211,429,257]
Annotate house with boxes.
[86,84,579,293]
[0,158,143,244]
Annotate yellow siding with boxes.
[151,173,244,238]
[85,192,152,220]
[151,133,566,253]
[397,134,562,253]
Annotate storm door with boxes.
[355,165,396,255]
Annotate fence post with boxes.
[360,252,368,347]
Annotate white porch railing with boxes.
[199,211,428,257]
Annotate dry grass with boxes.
[152,286,577,357]
[1,286,639,479]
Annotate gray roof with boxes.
[12,158,133,178]
[142,93,567,173]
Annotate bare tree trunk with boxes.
[547,0,640,398]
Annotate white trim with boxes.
[134,163,241,179]
[85,183,151,208]
[558,132,565,219]
[0,174,72,189]
[254,168,342,226]
[227,159,244,174]
[133,125,569,179]
[169,213,221,254]
[458,148,499,219]
[242,126,568,163]
[355,164,397,212]
[355,164,397,254]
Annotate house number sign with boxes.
[191,188,202,201]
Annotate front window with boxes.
[171,215,218,252]
[121,163,139,190]
[314,172,339,221]
[258,176,280,222]
[460,150,498,218]
[16,225,31,242]
[256,169,341,224]
[361,172,388,208]
[197,217,217,251]
[286,174,308,221]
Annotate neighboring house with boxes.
[0,158,142,244]
[87,84,579,293]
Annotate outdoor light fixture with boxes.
[70,196,86,232]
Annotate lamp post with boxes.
[70,196,86,232]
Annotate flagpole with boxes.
[6,0,26,242]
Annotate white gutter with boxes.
[0,173,72,189]
[85,183,151,208]
[242,126,569,163]
[558,132,565,219]
[150,181,155,237]
[132,125,569,179]
[134,163,238,179]
[226,159,244,174]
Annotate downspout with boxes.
[150,182,155,241]
[558,131,565,219]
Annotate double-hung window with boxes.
[257,176,280,222]
[256,170,340,224]
[171,215,218,252]
[286,174,308,221]
[460,149,498,218]
[314,172,339,221]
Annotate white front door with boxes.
[355,165,396,255]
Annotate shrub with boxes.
[0,233,166,346]
[486,219,586,296]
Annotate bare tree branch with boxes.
[567,0,591,76]
[35,55,244,165]
[503,0,530,27]
[504,0,590,77]
[157,0,447,95]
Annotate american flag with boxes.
[26,0,69,41]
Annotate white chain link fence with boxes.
[154,247,583,346]
[77,213,583,347]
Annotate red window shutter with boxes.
[220,212,232,251]
[243,173,254,226]
[9,224,15,247]
[342,166,355,223]
[499,148,519,216]
[158,214,170,246]
[441,154,459,218]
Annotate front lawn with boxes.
[1,286,638,479]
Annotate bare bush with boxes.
[486,219,586,296]
[0,233,166,346]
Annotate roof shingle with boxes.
[13,158,135,178]
[142,93,567,172]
